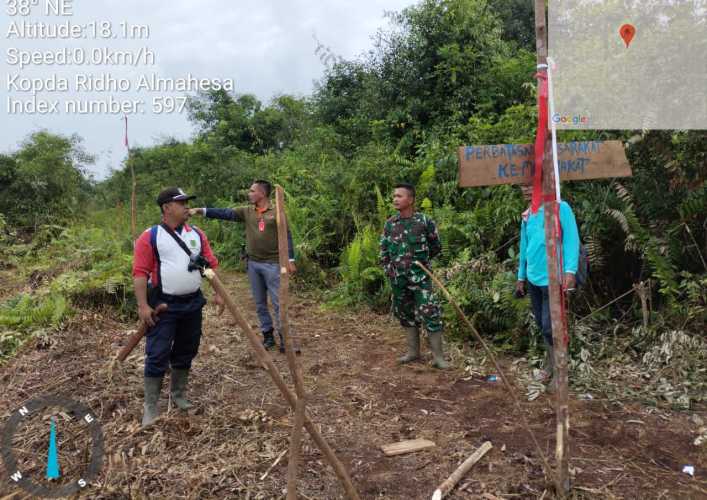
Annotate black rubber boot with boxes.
[262,329,275,349]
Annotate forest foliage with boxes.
[0,0,704,404]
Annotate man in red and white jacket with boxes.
[132,187,223,427]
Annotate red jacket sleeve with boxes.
[195,227,219,270]
[132,230,155,279]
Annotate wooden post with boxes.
[130,161,137,241]
[202,269,360,500]
[274,186,308,500]
[456,5,632,497]
[124,115,137,241]
[535,0,570,494]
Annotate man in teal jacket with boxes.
[515,184,580,390]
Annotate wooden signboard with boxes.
[458,140,631,187]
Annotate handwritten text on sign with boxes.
[457,140,632,187]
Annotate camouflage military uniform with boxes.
[380,212,443,333]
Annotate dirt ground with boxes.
[1,270,706,499]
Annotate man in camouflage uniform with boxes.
[380,183,449,369]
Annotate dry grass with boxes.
[0,272,705,499]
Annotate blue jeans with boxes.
[246,260,280,333]
[527,283,553,346]
[144,291,206,377]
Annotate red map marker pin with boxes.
[619,23,636,48]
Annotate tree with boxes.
[187,89,312,155]
[0,131,94,229]
[313,0,534,155]
[488,0,536,51]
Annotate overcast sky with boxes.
[1,0,416,179]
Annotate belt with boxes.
[158,290,202,303]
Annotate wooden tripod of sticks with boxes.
[202,188,360,500]
[274,185,308,499]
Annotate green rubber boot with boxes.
[429,331,450,369]
[398,326,421,364]
[170,368,193,410]
[142,376,163,427]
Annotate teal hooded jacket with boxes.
[517,201,580,287]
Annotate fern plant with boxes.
[605,184,679,300]
[0,292,70,361]
[337,225,390,309]
[0,293,69,330]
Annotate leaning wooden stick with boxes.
[275,185,308,500]
[202,268,360,500]
[415,261,554,485]
[115,303,168,362]
[432,441,493,500]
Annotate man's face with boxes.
[248,183,265,204]
[163,200,189,223]
[520,185,533,202]
[393,188,414,211]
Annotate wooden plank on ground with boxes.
[381,439,436,456]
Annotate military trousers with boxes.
[391,278,443,333]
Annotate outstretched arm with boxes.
[191,207,247,222]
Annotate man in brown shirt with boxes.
[190,180,297,352]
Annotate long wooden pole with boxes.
[202,269,360,499]
[130,164,137,241]
[534,1,570,494]
[125,115,137,241]
[274,186,308,500]
[130,163,137,241]
[416,262,554,484]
